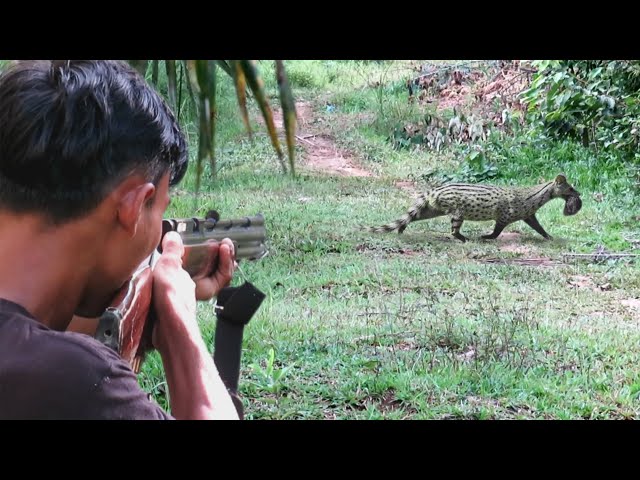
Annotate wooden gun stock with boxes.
[94,212,267,373]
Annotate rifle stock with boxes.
[94,211,267,386]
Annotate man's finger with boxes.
[161,231,185,259]
[218,243,235,279]
[215,238,235,261]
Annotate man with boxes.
[0,60,239,419]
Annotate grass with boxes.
[139,60,640,419]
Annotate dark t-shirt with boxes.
[0,298,172,420]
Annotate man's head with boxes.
[0,60,189,317]
[0,60,188,223]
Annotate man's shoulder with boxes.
[0,305,127,393]
[0,299,171,419]
[1,304,123,376]
[46,329,126,374]
[0,300,106,362]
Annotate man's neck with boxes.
[0,212,102,331]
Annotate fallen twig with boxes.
[295,134,317,147]
[561,253,639,263]
[481,257,563,267]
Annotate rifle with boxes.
[93,210,267,419]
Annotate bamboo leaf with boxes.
[195,60,210,97]
[276,60,297,176]
[216,60,233,78]
[232,60,253,140]
[196,94,209,194]
[165,60,178,110]
[151,60,159,86]
[176,61,184,122]
[183,60,199,116]
[239,60,287,174]
[205,60,217,177]
[167,59,297,191]
[194,60,213,193]
[185,60,200,94]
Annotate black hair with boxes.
[0,60,188,223]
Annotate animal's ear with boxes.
[555,174,567,184]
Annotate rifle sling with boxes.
[213,282,265,420]
[213,318,246,419]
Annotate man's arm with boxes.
[151,231,239,420]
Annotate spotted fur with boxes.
[366,174,581,242]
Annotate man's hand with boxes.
[192,238,237,301]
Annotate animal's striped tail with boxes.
[364,194,429,233]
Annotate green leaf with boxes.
[193,60,216,191]
[151,60,159,86]
[276,60,297,176]
[165,60,178,110]
[231,60,253,141]
[530,75,547,90]
[240,60,287,174]
[215,60,233,78]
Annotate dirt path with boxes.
[273,101,373,178]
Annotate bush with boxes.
[520,60,640,161]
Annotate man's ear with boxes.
[555,174,567,185]
[116,182,156,237]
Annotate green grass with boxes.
[139,60,640,419]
